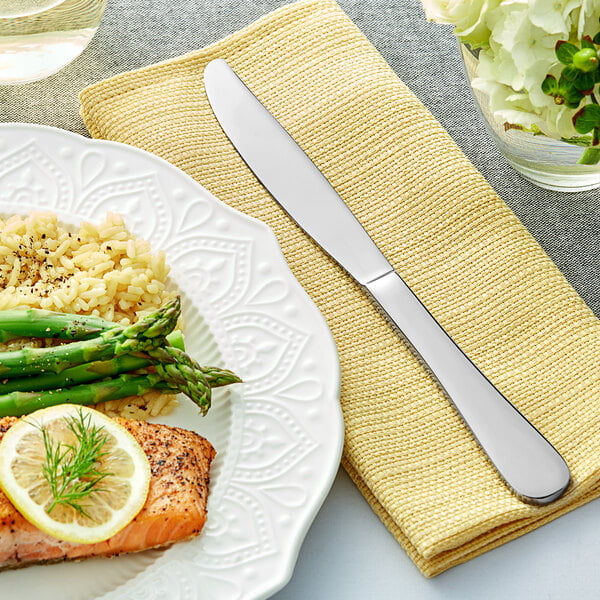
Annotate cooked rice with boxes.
[0,211,179,418]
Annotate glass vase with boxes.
[460,44,600,193]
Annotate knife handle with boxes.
[365,271,570,505]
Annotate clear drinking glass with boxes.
[0,0,106,85]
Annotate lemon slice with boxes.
[0,404,151,544]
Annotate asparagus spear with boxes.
[0,297,242,416]
[0,363,239,418]
[0,297,180,378]
[200,365,243,388]
[0,373,172,417]
[0,308,116,343]
[0,327,241,400]
[0,331,184,394]
[149,345,212,414]
[147,346,243,414]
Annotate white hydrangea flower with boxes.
[577,0,600,38]
[420,0,481,23]
[529,0,581,35]
[419,0,501,47]
[469,0,587,140]
[424,0,599,143]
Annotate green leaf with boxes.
[556,41,579,64]
[573,71,596,92]
[572,104,600,134]
[542,74,558,96]
[561,85,585,109]
[566,98,584,110]
[578,145,600,165]
[558,73,583,94]
[582,36,596,50]
[594,32,600,45]
[560,135,595,147]
[562,65,579,81]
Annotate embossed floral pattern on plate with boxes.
[0,124,343,600]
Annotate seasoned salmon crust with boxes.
[0,416,215,570]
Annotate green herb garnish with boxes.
[36,409,112,519]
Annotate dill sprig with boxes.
[34,409,112,519]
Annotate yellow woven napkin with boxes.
[79,0,600,577]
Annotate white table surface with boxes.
[3,1,600,599]
[273,467,600,599]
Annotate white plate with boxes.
[0,123,343,600]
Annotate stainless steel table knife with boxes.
[204,58,570,505]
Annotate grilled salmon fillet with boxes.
[0,416,215,570]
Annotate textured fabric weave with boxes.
[79,0,600,576]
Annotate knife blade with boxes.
[203,58,570,505]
